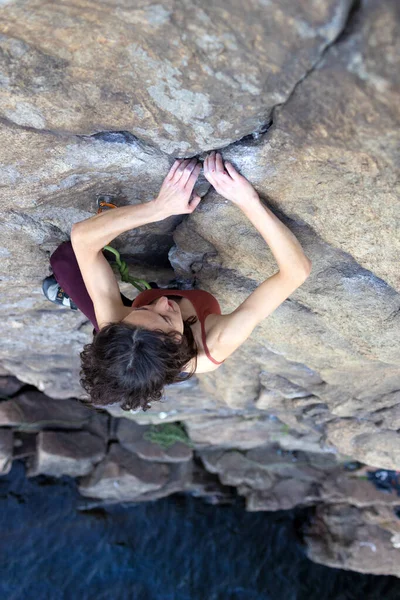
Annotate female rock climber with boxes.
[43,151,311,412]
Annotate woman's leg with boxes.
[49,241,100,330]
[49,241,158,331]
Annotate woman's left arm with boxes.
[72,200,165,252]
[70,158,202,329]
[71,158,202,252]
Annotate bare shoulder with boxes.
[179,312,222,374]
[184,354,221,375]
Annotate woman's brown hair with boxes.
[79,315,198,412]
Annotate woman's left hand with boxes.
[154,158,202,217]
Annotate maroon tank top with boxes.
[131,289,225,365]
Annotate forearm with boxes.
[71,200,165,251]
[241,196,311,277]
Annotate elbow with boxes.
[71,222,101,254]
[279,260,311,287]
[303,257,312,277]
[294,258,312,283]
[70,222,88,249]
[70,223,80,246]
[70,222,81,239]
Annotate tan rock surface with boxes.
[29,430,106,477]
[79,443,170,501]
[0,391,108,437]
[304,504,400,577]
[0,0,352,154]
[116,419,193,463]
[0,0,399,578]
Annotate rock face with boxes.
[304,504,400,578]
[30,430,106,477]
[116,419,193,463]
[0,0,353,154]
[79,443,171,501]
[2,381,400,578]
[0,390,108,438]
[1,0,400,579]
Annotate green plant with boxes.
[143,422,193,449]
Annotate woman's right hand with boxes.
[203,151,260,209]
[154,157,202,217]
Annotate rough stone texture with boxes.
[0,0,400,579]
[166,0,400,469]
[199,444,400,511]
[29,430,106,477]
[116,419,192,463]
[12,432,36,460]
[3,381,400,577]
[304,504,400,577]
[0,0,352,154]
[78,443,170,501]
[0,429,13,474]
[0,391,108,438]
[326,421,400,470]
[199,445,400,574]
[200,445,333,511]
[0,375,24,398]
[185,413,327,454]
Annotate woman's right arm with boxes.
[202,152,312,362]
[204,151,311,276]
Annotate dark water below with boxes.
[1,462,399,600]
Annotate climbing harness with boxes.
[97,196,152,293]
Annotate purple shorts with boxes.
[50,241,133,332]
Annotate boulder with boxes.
[304,504,400,578]
[246,478,320,512]
[79,443,170,501]
[186,413,327,454]
[186,415,287,450]
[200,449,275,491]
[116,419,192,463]
[0,391,108,439]
[200,445,338,511]
[29,430,106,477]
[326,420,400,470]
[0,375,24,398]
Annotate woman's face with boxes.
[122,296,184,334]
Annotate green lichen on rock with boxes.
[143,422,193,449]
